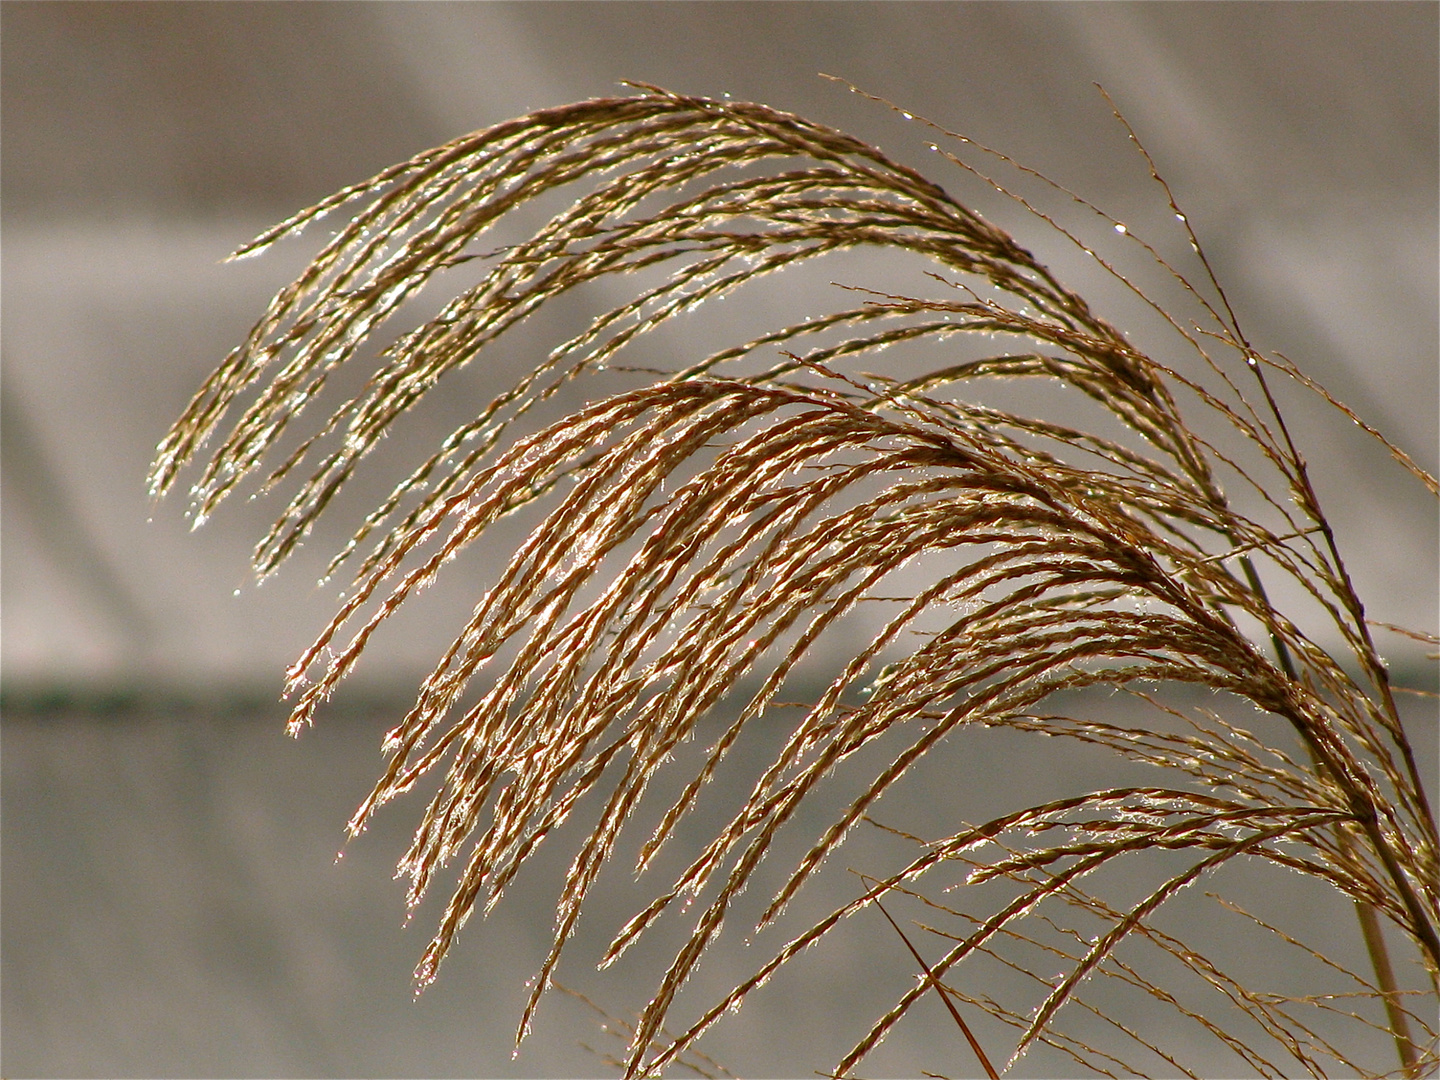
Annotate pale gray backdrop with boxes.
[3,3,1436,1077]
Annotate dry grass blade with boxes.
[861,874,999,1079]
[555,982,737,1080]
[153,86,1438,1077]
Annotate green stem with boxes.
[1351,879,1419,1077]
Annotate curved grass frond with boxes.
[153,86,1438,1077]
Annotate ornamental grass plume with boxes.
[151,83,1438,1077]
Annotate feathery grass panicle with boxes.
[152,86,1438,1077]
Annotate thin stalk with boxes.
[864,877,999,1080]
[1237,548,1418,1074]
[1107,91,1438,1069]
[1351,867,1420,1077]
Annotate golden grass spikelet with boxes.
[153,85,1437,1077]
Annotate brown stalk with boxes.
[859,874,999,1080]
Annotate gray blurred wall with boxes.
[3,4,1436,1077]
[4,1,1436,689]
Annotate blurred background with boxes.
[3,3,1436,1077]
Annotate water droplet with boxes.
[1175,212,1187,223]
[901,112,913,120]
[233,588,242,597]
[1114,223,1127,234]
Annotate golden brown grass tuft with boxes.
[152,85,1437,1077]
